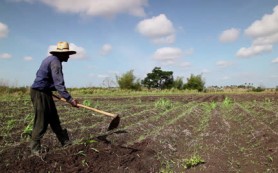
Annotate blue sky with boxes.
[0,0,278,88]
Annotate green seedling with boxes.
[22,124,33,137]
[83,100,92,107]
[182,154,205,169]
[82,139,97,146]
[210,101,217,110]
[223,97,233,108]
[155,98,173,110]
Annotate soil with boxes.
[0,93,278,172]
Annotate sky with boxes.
[0,0,278,88]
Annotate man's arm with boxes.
[50,60,73,102]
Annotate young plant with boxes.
[155,98,173,110]
[21,124,33,138]
[222,97,233,108]
[182,154,205,169]
[83,100,92,107]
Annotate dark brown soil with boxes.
[1,93,277,172]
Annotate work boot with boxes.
[58,129,72,147]
[30,140,41,156]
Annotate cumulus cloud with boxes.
[136,14,176,44]
[219,28,240,43]
[0,22,9,38]
[237,5,278,58]
[153,47,183,64]
[236,44,272,58]
[245,6,278,38]
[100,44,112,55]
[0,53,12,59]
[272,57,278,63]
[216,60,234,68]
[23,56,33,61]
[48,43,87,59]
[40,0,147,18]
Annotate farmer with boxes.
[30,41,78,155]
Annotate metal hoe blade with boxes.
[108,115,120,131]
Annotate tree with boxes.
[173,77,184,90]
[184,74,205,92]
[116,70,141,90]
[142,67,174,89]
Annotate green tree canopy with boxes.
[116,70,141,90]
[142,67,174,89]
[184,74,205,92]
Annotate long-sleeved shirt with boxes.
[31,55,72,101]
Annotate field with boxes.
[0,91,278,172]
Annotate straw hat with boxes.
[50,41,76,55]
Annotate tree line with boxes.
[116,67,205,92]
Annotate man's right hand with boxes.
[70,99,79,107]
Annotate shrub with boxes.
[116,70,141,90]
[184,74,205,92]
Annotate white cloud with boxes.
[245,6,278,38]
[153,47,183,64]
[23,56,33,61]
[0,53,12,59]
[100,44,112,55]
[216,60,234,68]
[219,28,240,43]
[272,57,278,63]
[237,5,278,58]
[48,43,87,59]
[0,22,9,38]
[136,14,176,44]
[236,44,272,58]
[40,0,147,18]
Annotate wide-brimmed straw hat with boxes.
[50,41,76,55]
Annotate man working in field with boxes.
[30,41,78,155]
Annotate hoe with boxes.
[52,94,120,131]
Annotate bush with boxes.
[184,74,205,92]
[252,86,265,92]
[116,70,141,90]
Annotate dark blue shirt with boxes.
[31,55,72,101]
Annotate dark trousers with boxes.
[30,89,64,142]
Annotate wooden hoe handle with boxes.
[52,94,117,118]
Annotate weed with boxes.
[223,97,233,108]
[210,101,217,110]
[182,154,205,169]
[22,124,33,137]
[83,100,92,107]
[155,98,173,110]
[82,139,97,146]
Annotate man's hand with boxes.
[70,99,79,107]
